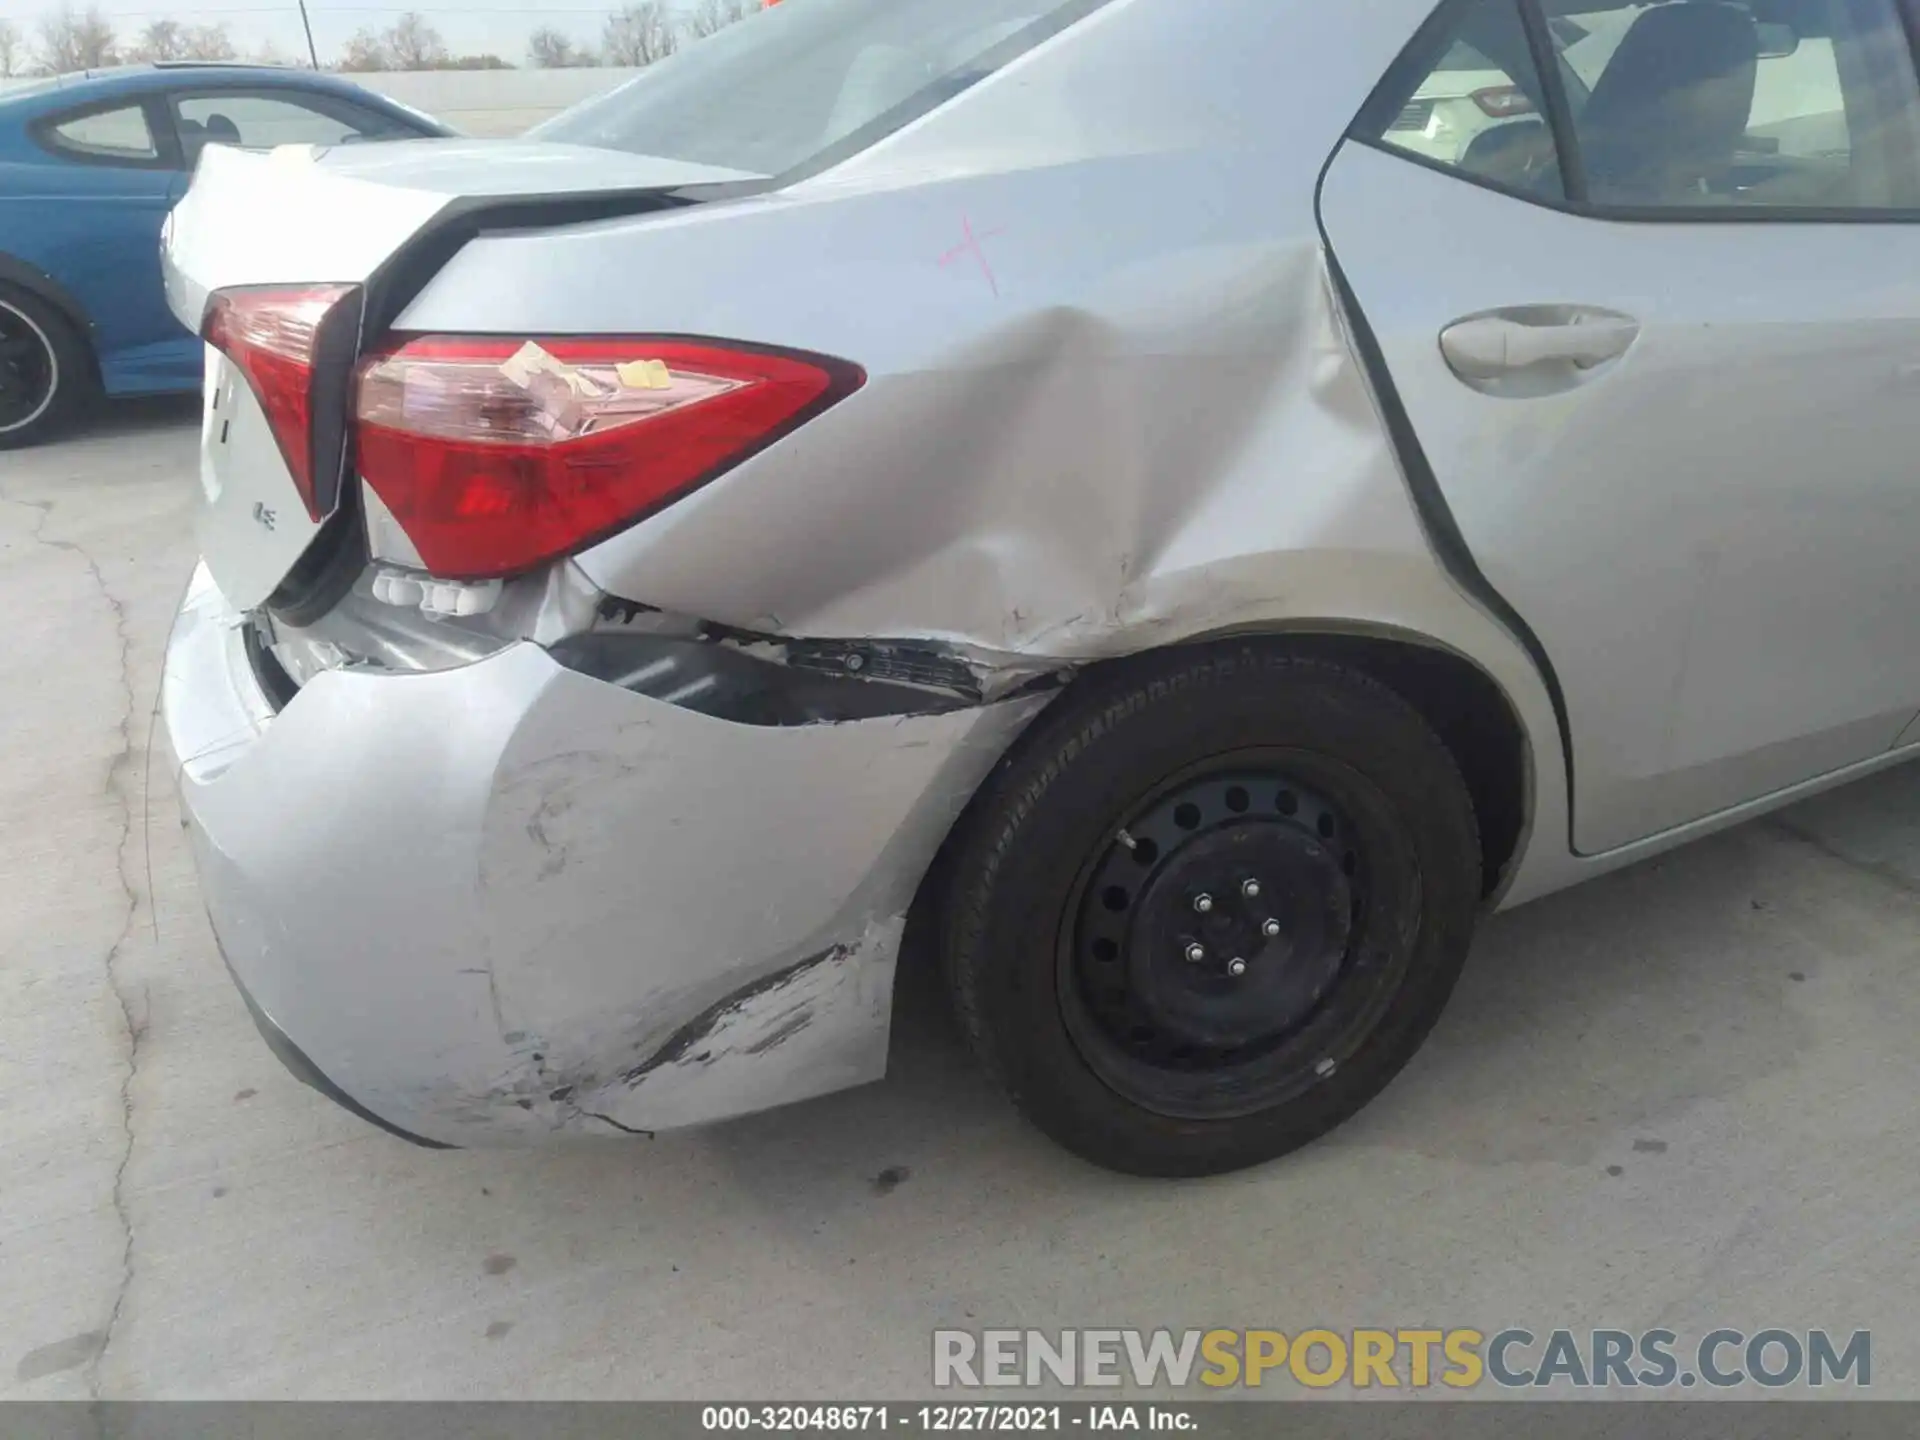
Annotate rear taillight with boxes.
[352,337,863,581]
[1470,85,1537,118]
[202,285,358,521]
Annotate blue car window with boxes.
[47,103,159,161]
[177,94,365,149]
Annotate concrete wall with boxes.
[0,67,639,137]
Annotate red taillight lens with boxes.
[202,285,356,521]
[353,337,863,580]
[1471,85,1537,118]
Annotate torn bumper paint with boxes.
[163,561,1048,1147]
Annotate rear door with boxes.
[1320,0,1920,854]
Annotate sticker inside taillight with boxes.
[352,336,863,581]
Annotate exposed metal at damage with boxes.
[615,942,863,1087]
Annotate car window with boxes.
[174,93,400,156]
[1362,0,1569,202]
[1551,0,1920,209]
[1361,0,1920,214]
[45,103,159,161]
[533,0,1114,183]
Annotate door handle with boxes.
[1440,312,1640,380]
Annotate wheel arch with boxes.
[0,252,100,381]
[920,621,1534,929]
[1155,623,1532,901]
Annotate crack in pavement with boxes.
[2,481,148,1399]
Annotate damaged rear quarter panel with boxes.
[369,0,1573,1140]
[392,0,1478,671]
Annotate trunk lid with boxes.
[163,139,763,612]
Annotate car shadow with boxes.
[88,393,200,438]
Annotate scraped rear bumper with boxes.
[163,561,1044,1146]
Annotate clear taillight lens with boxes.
[353,337,863,581]
[202,284,357,521]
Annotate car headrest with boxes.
[1581,2,1760,200]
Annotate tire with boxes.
[941,644,1481,1178]
[0,283,94,451]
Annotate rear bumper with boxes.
[164,561,1045,1147]
[218,933,453,1149]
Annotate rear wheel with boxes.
[0,284,93,450]
[941,645,1481,1177]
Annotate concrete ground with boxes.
[4,397,1920,1401]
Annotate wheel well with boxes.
[0,266,99,382]
[912,627,1532,964]
[1197,632,1526,898]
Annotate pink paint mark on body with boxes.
[938,216,1006,297]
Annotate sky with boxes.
[0,0,707,68]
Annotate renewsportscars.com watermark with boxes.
[933,1328,1872,1392]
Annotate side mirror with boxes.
[1756,21,1799,58]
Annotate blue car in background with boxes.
[0,63,451,448]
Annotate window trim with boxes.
[163,86,431,163]
[1349,0,1920,225]
[30,95,180,172]
[1519,0,1590,200]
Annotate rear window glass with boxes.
[531,0,1112,181]
[1434,40,1501,69]
[47,103,158,160]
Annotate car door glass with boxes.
[175,94,378,156]
[1359,0,1569,202]
[47,104,159,161]
[1550,0,1920,209]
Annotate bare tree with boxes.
[125,17,234,62]
[686,0,755,40]
[382,11,446,69]
[130,16,183,60]
[37,4,119,72]
[185,23,239,60]
[528,25,591,68]
[338,26,390,70]
[600,2,677,66]
[0,18,23,76]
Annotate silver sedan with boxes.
[160,0,1920,1175]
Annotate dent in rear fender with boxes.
[391,0,1566,893]
[408,172,1568,901]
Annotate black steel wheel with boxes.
[1063,756,1403,1121]
[941,645,1481,1177]
[0,284,92,450]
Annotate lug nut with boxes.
[1262,919,1282,938]
[1242,879,1261,899]
[1185,942,1206,963]
[1193,894,1214,914]
[1227,958,1249,978]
